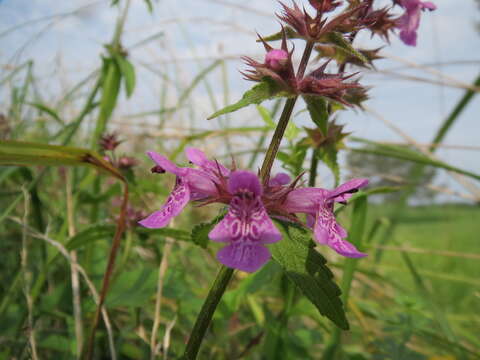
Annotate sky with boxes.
[0,0,479,201]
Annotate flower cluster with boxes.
[139,149,368,272]
[242,0,436,105]
[243,30,363,106]
[99,132,138,170]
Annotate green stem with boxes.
[308,148,319,187]
[112,0,132,50]
[182,40,316,360]
[259,97,298,183]
[247,100,282,169]
[182,266,234,359]
[259,41,314,184]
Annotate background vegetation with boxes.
[0,1,479,359]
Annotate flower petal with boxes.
[421,1,436,11]
[228,170,262,196]
[209,206,281,244]
[400,29,417,46]
[138,177,190,228]
[146,151,186,176]
[269,172,291,186]
[328,178,368,201]
[185,147,230,176]
[329,238,367,258]
[217,242,271,272]
[283,187,329,213]
[184,168,218,200]
[312,203,367,258]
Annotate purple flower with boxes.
[209,171,282,273]
[265,49,289,71]
[395,0,436,46]
[269,172,291,187]
[139,149,220,228]
[283,179,369,258]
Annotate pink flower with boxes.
[283,179,369,258]
[396,0,436,46]
[269,172,291,187]
[209,171,282,272]
[140,148,370,271]
[139,149,221,228]
[265,49,289,71]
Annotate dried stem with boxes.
[150,235,174,359]
[9,216,117,360]
[85,182,128,360]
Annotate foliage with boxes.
[0,1,479,359]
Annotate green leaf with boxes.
[67,224,116,251]
[270,221,349,330]
[208,79,284,120]
[0,140,123,180]
[223,262,278,313]
[257,105,276,129]
[349,138,480,181]
[143,0,153,12]
[324,32,368,64]
[303,95,329,134]
[285,121,300,141]
[106,267,157,307]
[190,213,224,248]
[27,102,64,125]
[259,26,300,42]
[136,227,191,242]
[93,58,122,144]
[114,55,136,98]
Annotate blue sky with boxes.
[1,0,479,201]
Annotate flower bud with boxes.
[265,49,289,71]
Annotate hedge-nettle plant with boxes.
[140,0,435,357]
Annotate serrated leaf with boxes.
[190,213,224,248]
[114,55,136,98]
[325,32,368,64]
[207,79,283,120]
[270,221,349,330]
[303,95,329,133]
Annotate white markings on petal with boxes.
[139,177,190,228]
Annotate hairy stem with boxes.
[182,266,234,359]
